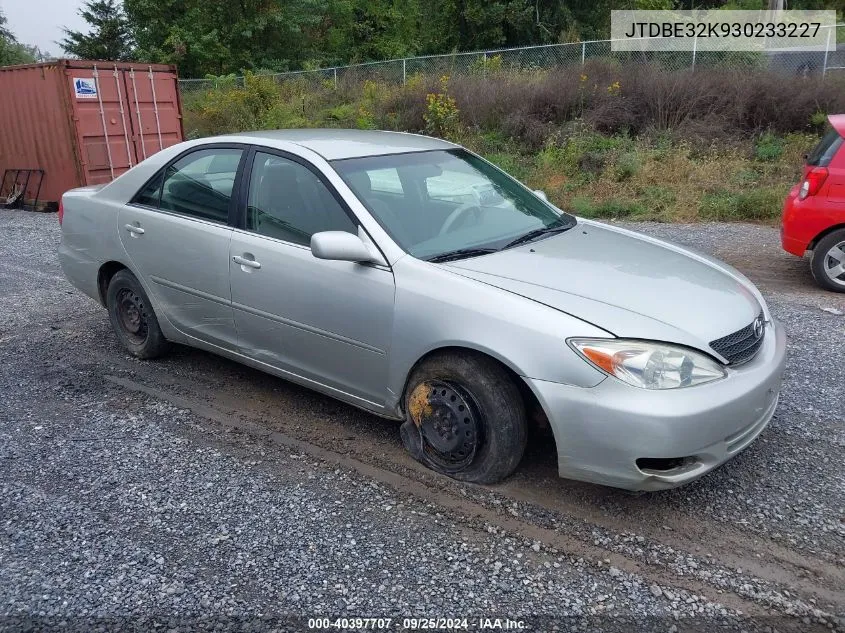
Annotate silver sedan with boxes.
[58,130,787,490]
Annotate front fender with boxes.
[386,257,609,412]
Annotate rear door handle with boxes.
[125,224,145,235]
[233,255,261,270]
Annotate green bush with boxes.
[469,54,504,75]
[638,186,675,213]
[262,102,309,129]
[615,152,640,180]
[536,145,570,170]
[424,76,461,138]
[325,103,358,125]
[754,132,784,162]
[182,71,282,136]
[484,153,530,181]
[810,111,828,128]
[699,188,784,221]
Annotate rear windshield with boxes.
[806,128,843,167]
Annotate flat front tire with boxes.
[106,270,170,359]
[401,351,527,484]
[810,228,845,293]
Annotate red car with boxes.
[781,115,845,292]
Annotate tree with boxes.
[0,9,12,42]
[60,0,133,61]
[124,0,328,77]
[115,0,842,76]
[0,9,37,66]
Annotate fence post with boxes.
[691,34,697,70]
[333,67,337,88]
[483,52,488,76]
[822,27,831,79]
[581,42,586,65]
[402,58,407,85]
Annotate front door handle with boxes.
[233,255,261,270]
[125,223,145,235]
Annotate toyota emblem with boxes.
[753,317,764,339]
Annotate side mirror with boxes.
[311,231,378,263]
[533,189,548,201]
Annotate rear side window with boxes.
[132,148,243,224]
[135,172,163,207]
[807,128,843,167]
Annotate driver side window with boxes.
[246,152,357,246]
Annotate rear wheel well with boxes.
[401,347,551,437]
[808,223,845,251]
[97,261,128,306]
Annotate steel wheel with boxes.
[106,269,169,359]
[401,351,527,484]
[115,287,149,345]
[408,380,482,473]
[822,241,845,287]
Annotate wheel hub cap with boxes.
[823,241,845,286]
[408,380,481,472]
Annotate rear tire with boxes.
[810,228,845,293]
[106,270,170,359]
[401,351,527,484]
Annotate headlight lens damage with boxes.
[569,339,726,390]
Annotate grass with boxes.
[180,66,838,224]
[514,132,812,223]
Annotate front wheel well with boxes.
[97,261,128,306]
[808,223,845,252]
[400,346,551,436]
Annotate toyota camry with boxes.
[58,130,786,491]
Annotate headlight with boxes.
[568,338,726,390]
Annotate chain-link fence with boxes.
[179,24,844,94]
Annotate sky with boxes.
[2,0,87,55]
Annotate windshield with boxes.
[332,149,575,260]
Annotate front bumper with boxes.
[525,318,787,491]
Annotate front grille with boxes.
[709,311,765,365]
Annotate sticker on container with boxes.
[74,77,97,99]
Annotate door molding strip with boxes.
[231,301,385,355]
[150,275,231,307]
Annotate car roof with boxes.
[220,129,458,160]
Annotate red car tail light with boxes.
[798,167,828,200]
[57,200,64,225]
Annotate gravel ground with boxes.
[0,209,842,632]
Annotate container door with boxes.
[123,67,183,163]
[65,66,138,186]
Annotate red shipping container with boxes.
[0,59,183,209]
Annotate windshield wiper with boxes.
[426,248,498,263]
[503,220,574,250]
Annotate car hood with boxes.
[444,220,763,358]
